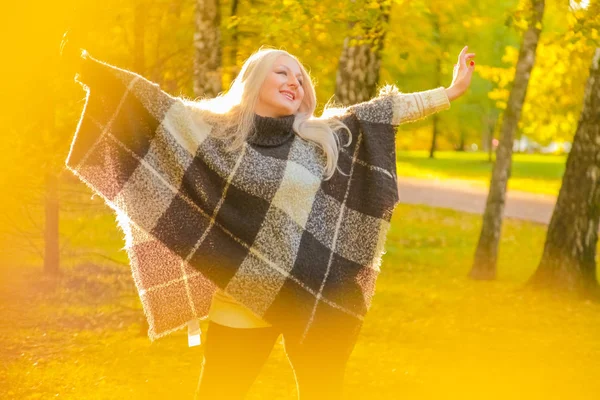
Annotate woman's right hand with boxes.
[59,30,84,76]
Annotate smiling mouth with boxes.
[281,92,295,101]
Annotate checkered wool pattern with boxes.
[65,53,450,343]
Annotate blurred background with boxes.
[1,0,599,399]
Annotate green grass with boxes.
[397,151,567,196]
[2,205,599,399]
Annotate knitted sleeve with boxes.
[64,52,223,341]
[347,85,451,127]
[65,51,205,207]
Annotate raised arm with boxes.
[347,46,476,127]
[60,31,206,226]
[347,85,451,126]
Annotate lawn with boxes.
[397,151,567,196]
[1,203,599,399]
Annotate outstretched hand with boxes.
[446,45,476,101]
[59,30,85,77]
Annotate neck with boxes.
[255,111,291,118]
[247,113,296,147]
[253,104,293,118]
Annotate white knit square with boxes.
[336,207,383,267]
[225,253,287,315]
[272,160,321,229]
[143,123,195,190]
[113,162,177,233]
[161,101,211,158]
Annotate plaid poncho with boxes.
[66,52,450,344]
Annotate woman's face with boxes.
[255,55,305,118]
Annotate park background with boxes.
[1,0,600,398]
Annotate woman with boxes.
[61,35,475,399]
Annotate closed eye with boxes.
[277,71,303,86]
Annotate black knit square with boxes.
[345,160,397,220]
[290,231,330,292]
[189,225,250,288]
[322,252,376,315]
[180,153,229,216]
[81,135,141,202]
[214,182,271,247]
[150,194,211,259]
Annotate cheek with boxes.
[271,73,287,88]
[260,75,279,97]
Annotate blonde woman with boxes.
[61,35,475,399]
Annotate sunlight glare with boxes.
[569,0,590,10]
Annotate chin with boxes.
[276,105,297,116]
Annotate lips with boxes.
[280,90,295,101]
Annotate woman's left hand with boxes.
[445,45,476,101]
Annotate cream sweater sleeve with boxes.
[347,86,451,127]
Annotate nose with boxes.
[288,75,300,89]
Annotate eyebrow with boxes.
[277,65,303,78]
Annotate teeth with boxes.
[282,92,293,100]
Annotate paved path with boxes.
[397,177,557,225]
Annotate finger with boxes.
[461,50,471,68]
[60,31,69,55]
[458,46,468,62]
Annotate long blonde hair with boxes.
[188,46,352,180]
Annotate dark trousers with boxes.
[194,321,358,399]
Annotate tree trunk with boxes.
[334,1,390,105]
[43,80,59,275]
[229,0,240,81]
[133,0,146,75]
[194,0,222,98]
[44,172,59,275]
[457,128,465,151]
[428,14,442,159]
[470,0,545,280]
[485,112,498,163]
[528,48,600,298]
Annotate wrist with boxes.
[445,85,461,102]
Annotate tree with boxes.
[427,7,443,158]
[334,0,391,105]
[527,47,600,298]
[475,1,598,151]
[389,0,483,156]
[133,0,147,75]
[470,0,545,280]
[44,97,60,275]
[227,0,240,81]
[194,0,222,97]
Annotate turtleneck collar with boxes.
[247,113,296,147]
